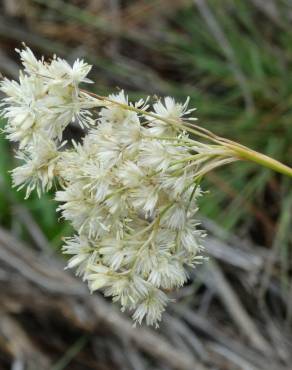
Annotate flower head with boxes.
[0,47,237,327]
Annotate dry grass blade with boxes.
[0,311,50,369]
[204,236,263,271]
[201,261,271,353]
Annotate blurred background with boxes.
[0,0,291,369]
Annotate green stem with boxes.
[224,142,292,177]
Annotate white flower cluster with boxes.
[1,47,234,326]
[0,47,95,197]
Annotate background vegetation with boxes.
[0,1,291,369]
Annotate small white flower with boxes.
[100,90,138,126]
[63,235,94,270]
[139,140,189,173]
[131,184,160,215]
[99,237,132,271]
[180,218,205,254]
[12,136,59,198]
[116,161,144,188]
[48,57,92,87]
[148,258,187,289]
[154,96,194,119]
[82,161,113,202]
[161,202,187,230]
[87,264,113,291]
[148,96,196,136]
[56,187,110,239]
[160,171,188,197]
[104,191,129,216]
[17,46,47,76]
[132,289,169,327]
[1,74,47,147]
